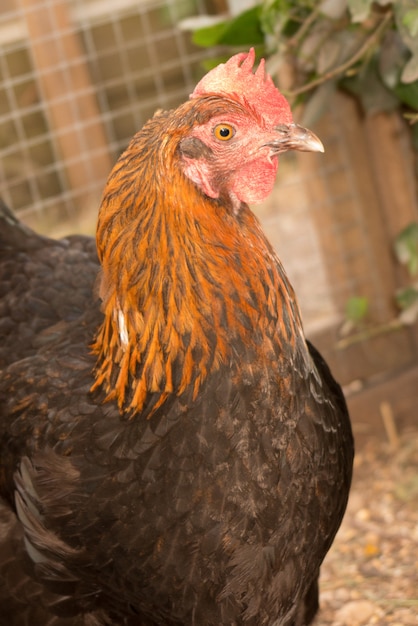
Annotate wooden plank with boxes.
[299,93,401,323]
[312,323,418,386]
[19,0,113,211]
[345,363,418,448]
[364,110,418,240]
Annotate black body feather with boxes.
[0,119,353,626]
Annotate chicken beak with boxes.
[267,123,324,154]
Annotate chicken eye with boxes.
[213,124,235,141]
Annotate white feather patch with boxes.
[117,308,129,347]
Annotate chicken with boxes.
[0,49,354,626]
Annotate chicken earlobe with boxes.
[178,136,219,201]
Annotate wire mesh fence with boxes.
[0,0,219,234]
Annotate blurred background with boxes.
[0,0,417,433]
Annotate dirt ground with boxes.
[314,419,418,626]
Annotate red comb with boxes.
[190,48,292,125]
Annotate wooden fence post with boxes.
[18,0,113,214]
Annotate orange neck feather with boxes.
[91,105,306,417]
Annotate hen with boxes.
[0,49,353,626]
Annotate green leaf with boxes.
[395,1,418,83]
[394,222,418,275]
[378,31,418,109]
[395,285,418,310]
[397,288,418,325]
[402,8,418,37]
[393,79,418,109]
[260,0,303,37]
[345,296,369,322]
[192,22,229,48]
[192,6,264,48]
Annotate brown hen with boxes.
[0,49,353,626]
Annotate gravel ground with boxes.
[315,426,418,626]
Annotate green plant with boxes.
[394,222,418,325]
[192,1,418,126]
